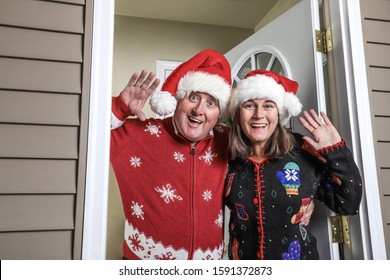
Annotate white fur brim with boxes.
[177,71,231,120]
[229,74,302,126]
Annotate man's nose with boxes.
[192,101,206,115]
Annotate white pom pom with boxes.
[279,93,303,127]
[284,93,302,117]
[149,91,177,116]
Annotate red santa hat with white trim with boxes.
[149,49,232,120]
[229,69,302,126]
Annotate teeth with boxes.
[251,123,267,128]
[189,116,202,124]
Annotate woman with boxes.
[225,70,362,260]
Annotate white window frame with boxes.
[155,60,182,90]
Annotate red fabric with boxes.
[161,49,231,96]
[112,95,133,120]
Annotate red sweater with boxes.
[110,97,229,259]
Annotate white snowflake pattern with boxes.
[144,122,161,137]
[173,152,186,163]
[214,210,223,228]
[155,184,183,203]
[199,147,217,165]
[202,189,212,201]
[131,201,144,220]
[214,125,224,134]
[285,169,298,182]
[130,157,142,168]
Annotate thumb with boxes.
[134,109,147,122]
[302,136,317,150]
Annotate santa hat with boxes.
[229,70,302,126]
[149,49,232,120]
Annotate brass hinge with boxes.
[316,28,333,54]
[330,215,350,244]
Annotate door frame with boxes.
[82,0,114,259]
[82,0,387,260]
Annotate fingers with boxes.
[300,218,310,226]
[133,69,148,88]
[299,109,330,133]
[140,71,156,90]
[127,70,159,95]
[127,70,160,91]
[320,111,332,125]
[126,71,142,88]
[304,109,323,128]
[299,115,313,133]
[148,78,161,93]
[300,201,314,226]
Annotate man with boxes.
[110,49,232,260]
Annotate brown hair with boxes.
[229,110,295,160]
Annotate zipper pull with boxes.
[190,145,195,155]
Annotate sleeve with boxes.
[110,96,134,158]
[314,140,362,215]
[111,96,133,130]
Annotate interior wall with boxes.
[112,16,254,112]
[255,0,301,31]
[107,15,253,259]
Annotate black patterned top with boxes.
[224,133,362,260]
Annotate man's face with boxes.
[173,92,220,145]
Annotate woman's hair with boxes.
[229,109,295,160]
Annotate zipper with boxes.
[188,145,196,259]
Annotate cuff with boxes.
[318,139,346,155]
[112,96,132,120]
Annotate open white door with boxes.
[224,0,338,260]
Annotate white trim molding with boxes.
[82,0,114,260]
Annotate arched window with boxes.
[231,45,292,88]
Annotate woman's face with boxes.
[239,98,279,148]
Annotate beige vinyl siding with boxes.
[360,0,390,257]
[0,0,93,259]
[0,231,73,260]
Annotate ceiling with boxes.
[114,0,280,30]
